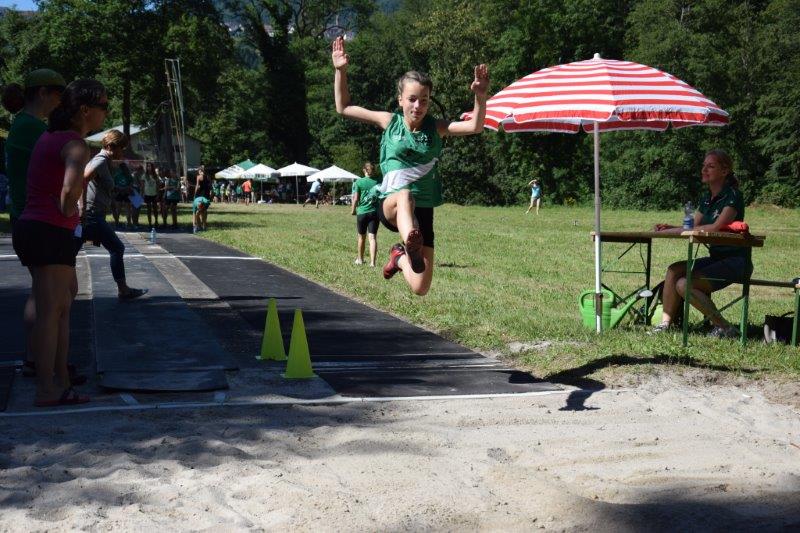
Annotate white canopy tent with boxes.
[215,159,256,181]
[276,162,319,204]
[306,165,360,205]
[241,163,279,203]
[305,165,360,184]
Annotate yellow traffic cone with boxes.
[257,298,286,361]
[283,309,317,379]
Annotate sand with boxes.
[1,371,799,531]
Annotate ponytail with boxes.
[47,79,105,132]
[1,83,25,114]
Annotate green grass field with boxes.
[192,201,800,378]
[3,202,798,377]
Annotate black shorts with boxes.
[12,219,78,268]
[378,198,435,248]
[693,256,754,291]
[144,195,157,204]
[165,198,179,206]
[115,192,130,203]
[308,191,319,200]
[356,212,379,235]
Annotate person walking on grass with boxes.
[651,149,751,339]
[526,179,542,214]
[12,79,108,406]
[303,178,323,208]
[83,130,147,301]
[332,36,489,295]
[351,161,381,267]
[2,69,70,383]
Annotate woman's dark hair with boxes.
[1,83,63,114]
[397,71,433,97]
[705,149,739,188]
[48,79,105,132]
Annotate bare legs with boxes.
[30,265,75,403]
[355,233,378,267]
[660,261,730,328]
[382,190,433,296]
[526,197,541,214]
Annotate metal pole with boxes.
[593,121,603,333]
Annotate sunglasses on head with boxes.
[90,101,110,111]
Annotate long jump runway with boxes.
[157,234,559,397]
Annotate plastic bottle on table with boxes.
[150,227,157,244]
[682,202,694,230]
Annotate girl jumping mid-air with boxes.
[332,36,488,295]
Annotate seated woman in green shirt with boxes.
[652,149,752,339]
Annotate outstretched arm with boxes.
[332,36,392,129]
[438,64,490,137]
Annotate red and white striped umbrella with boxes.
[477,54,728,132]
[468,54,729,333]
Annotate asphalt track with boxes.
[157,234,559,397]
[1,231,558,410]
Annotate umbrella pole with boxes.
[295,176,299,204]
[593,121,603,333]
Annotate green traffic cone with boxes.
[257,298,286,361]
[283,309,317,379]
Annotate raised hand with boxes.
[331,36,349,70]
[470,64,490,97]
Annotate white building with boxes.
[86,124,202,169]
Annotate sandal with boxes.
[35,387,90,407]
[404,229,426,274]
[119,288,148,300]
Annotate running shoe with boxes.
[354,258,364,265]
[708,325,739,339]
[383,243,405,279]
[648,322,674,335]
[404,229,425,274]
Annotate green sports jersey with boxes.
[378,111,443,208]
[192,195,210,213]
[5,112,47,218]
[352,176,380,215]
[698,184,750,262]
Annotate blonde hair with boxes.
[705,149,738,188]
[102,130,128,150]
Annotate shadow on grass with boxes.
[547,353,760,412]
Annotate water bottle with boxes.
[682,202,694,230]
[149,227,157,244]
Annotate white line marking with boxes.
[119,393,139,405]
[75,253,260,260]
[0,389,631,418]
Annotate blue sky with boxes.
[0,1,38,10]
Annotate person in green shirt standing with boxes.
[332,36,489,296]
[3,69,65,223]
[351,161,381,267]
[2,69,68,378]
[652,149,752,339]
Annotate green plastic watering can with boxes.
[579,288,654,330]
